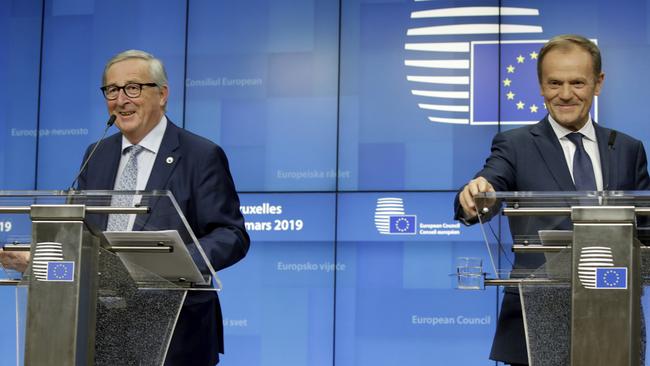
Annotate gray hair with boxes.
[537,34,602,83]
[102,49,168,87]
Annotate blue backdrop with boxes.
[2,0,650,365]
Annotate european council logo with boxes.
[403,3,598,126]
[375,198,417,235]
[404,5,542,125]
[577,246,626,289]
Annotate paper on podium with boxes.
[538,230,573,281]
[538,230,573,246]
[103,230,205,284]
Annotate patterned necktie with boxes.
[107,145,144,231]
[566,133,597,191]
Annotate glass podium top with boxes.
[468,191,650,283]
[475,190,650,208]
[0,190,219,291]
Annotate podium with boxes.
[0,190,219,366]
[463,191,650,366]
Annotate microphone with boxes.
[68,114,117,190]
[605,130,617,191]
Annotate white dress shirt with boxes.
[547,114,603,191]
[113,115,167,229]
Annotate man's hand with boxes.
[459,176,495,220]
[0,249,30,273]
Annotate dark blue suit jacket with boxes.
[454,116,650,364]
[78,120,250,365]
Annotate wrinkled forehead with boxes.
[540,46,596,78]
[104,58,151,84]
[539,42,599,79]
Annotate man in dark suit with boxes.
[0,50,249,364]
[454,34,650,365]
[78,50,249,365]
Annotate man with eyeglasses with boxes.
[88,50,249,365]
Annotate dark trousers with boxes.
[164,293,222,366]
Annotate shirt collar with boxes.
[120,115,168,154]
[547,114,597,142]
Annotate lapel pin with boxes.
[166,156,174,164]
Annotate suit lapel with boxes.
[144,120,182,192]
[594,122,614,190]
[98,121,182,191]
[136,120,182,230]
[530,117,576,190]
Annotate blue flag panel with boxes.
[389,215,417,234]
[473,41,547,125]
[595,267,627,289]
[45,261,74,282]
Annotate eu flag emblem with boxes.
[595,267,627,289]
[472,41,548,125]
[46,261,75,282]
[389,215,417,234]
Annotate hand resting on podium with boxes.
[0,249,29,273]
[458,176,497,224]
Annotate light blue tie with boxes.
[107,145,144,231]
[566,133,597,191]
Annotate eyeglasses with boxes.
[100,82,158,100]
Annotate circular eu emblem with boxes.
[52,263,70,280]
[393,217,411,232]
[602,269,621,287]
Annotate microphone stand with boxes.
[68,114,117,191]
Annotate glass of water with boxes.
[456,257,484,290]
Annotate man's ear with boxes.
[159,85,169,107]
[594,72,605,96]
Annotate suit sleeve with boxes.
[189,145,250,272]
[633,141,650,236]
[453,131,517,224]
[635,141,650,190]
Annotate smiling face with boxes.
[539,45,604,131]
[104,58,168,144]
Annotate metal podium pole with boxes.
[570,206,640,366]
[25,204,99,366]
